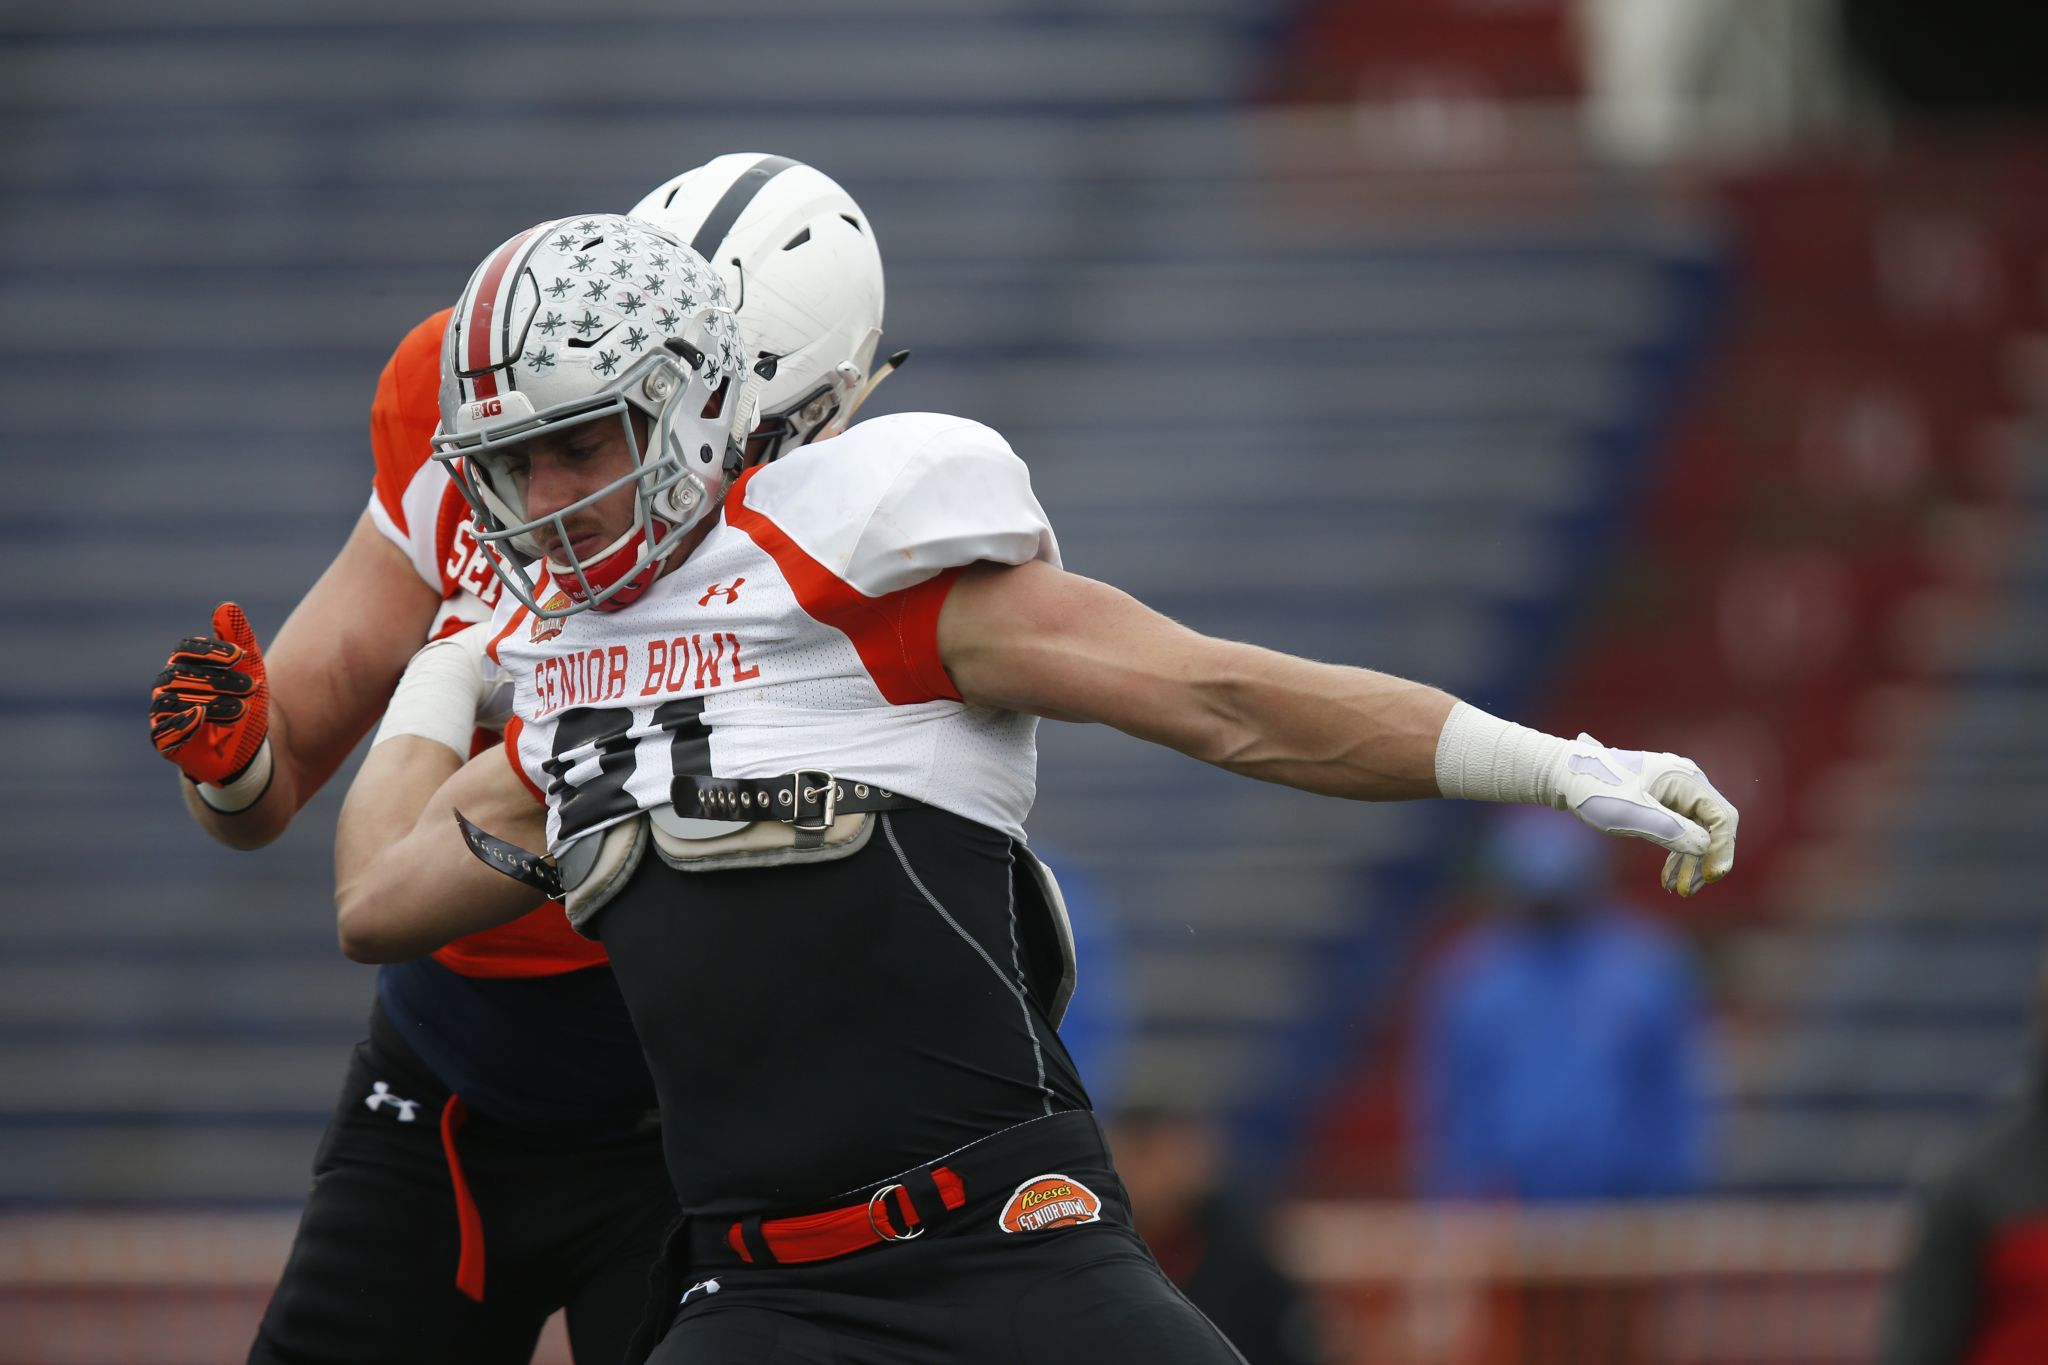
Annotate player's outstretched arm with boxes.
[938,560,1738,896]
[152,511,441,849]
[334,628,544,962]
[941,561,1454,798]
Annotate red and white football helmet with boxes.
[631,154,892,462]
[432,214,756,618]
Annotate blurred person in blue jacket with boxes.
[1412,806,1713,1200]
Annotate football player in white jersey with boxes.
[148,159,893,1365]
[335,211,1739,1364]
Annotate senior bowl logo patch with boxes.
[530,590,571,643]
[998,1174,1103,1234]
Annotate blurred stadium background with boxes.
[6,1,2046,1361]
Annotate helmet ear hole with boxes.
[699,444,714,464]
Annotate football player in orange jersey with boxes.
[149,158,893,1365]
[330,210,1740,1364]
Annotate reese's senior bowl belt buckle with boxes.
[997,1174,1103,1234]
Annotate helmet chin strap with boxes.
[830,349,911,433]
[547,515,675,611]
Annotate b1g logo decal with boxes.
[998,1174,1103,1234]
[467,397,504,422]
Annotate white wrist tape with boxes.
[195,737,275,814]
[1433,701,1569,807]
[373,627,495,758]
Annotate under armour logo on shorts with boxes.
[680,1278,721,1306]
[364,1080,420,1123]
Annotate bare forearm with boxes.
[944,564,1452,801]
[1168,641,1455,801]
[337,736,460,891]
[334,740,541,962]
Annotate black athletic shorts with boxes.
[248,1004,676,1365]
[638,1110,1248,1365]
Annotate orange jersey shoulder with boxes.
[370,307,454,537]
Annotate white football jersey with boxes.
[486,412,1061,853]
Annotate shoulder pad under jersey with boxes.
[369,307,456,537]
[734,411,1060,597]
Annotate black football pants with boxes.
[641,1112,1248,1365]
[248,1008,675,1365]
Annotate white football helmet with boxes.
[432,213,757,618]
[630,154,893,462]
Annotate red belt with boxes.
[688,1111,1111,1271]
[723,1164,967,1266]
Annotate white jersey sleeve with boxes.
[737,411,1060,595]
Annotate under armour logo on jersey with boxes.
[698,579,745,606]
[679,1278,721,1306]
[364,1081,419,1123]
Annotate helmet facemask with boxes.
[462,400,673,617]
[746,336,916,465]
[746,373,842,465]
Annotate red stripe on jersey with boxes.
[721,468,965,705]
[463,223,546,401]
[485,602,531,667]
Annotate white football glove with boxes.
[1553,735,1739,897]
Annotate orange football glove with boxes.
[150,603,271,786]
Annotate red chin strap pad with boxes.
[551,521,662,611]
[584,518,672,613]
